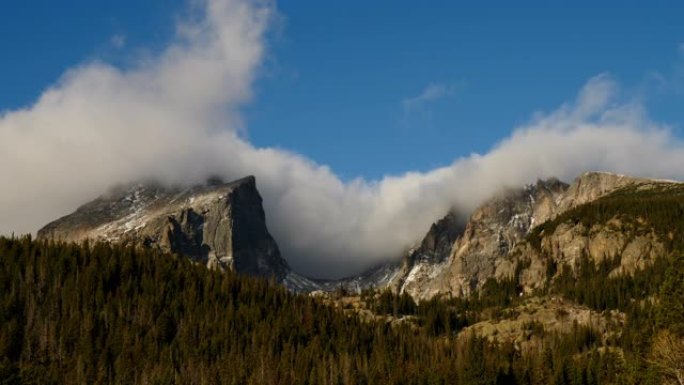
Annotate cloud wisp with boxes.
[110,34,127,49]
[2,0,684,278]
[401,83,456,124]
[402,83,455,112]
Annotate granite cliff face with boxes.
[384,172,678,300]
[38,176,292,281]
[385,177,567,300]
[379,212,464,297]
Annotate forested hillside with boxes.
[0,235,682,385]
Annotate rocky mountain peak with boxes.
[411,211,464,265]
[38,175,290,281]
[558,171,647,210]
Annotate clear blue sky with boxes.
[2,0,683,180]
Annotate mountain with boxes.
[381,171,681,300]
[20,171,684,384]
[36,171,681,299]
[10,235,678,384]
[37,176,319,289]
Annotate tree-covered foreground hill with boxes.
[2,182,684,385]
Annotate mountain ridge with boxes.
[385,171,683,300]
[36,171,682,299]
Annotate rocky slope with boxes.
[384,172,680,300]
[37,176,318,288]
[457,296,625,350]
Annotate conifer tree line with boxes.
[1,236,681,385]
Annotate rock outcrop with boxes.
[386,172,679,300]
[497,218,666,294]
[457,296,625,352]
[383,212,465,298]
[38,176,291,281]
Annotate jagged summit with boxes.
[38,175,290,281]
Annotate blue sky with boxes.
[2,0,683,180]
[254,1,684,179]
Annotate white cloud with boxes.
[2,0,684,278]
[402,83,454,114]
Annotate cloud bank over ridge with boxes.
[2,0,684,278]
